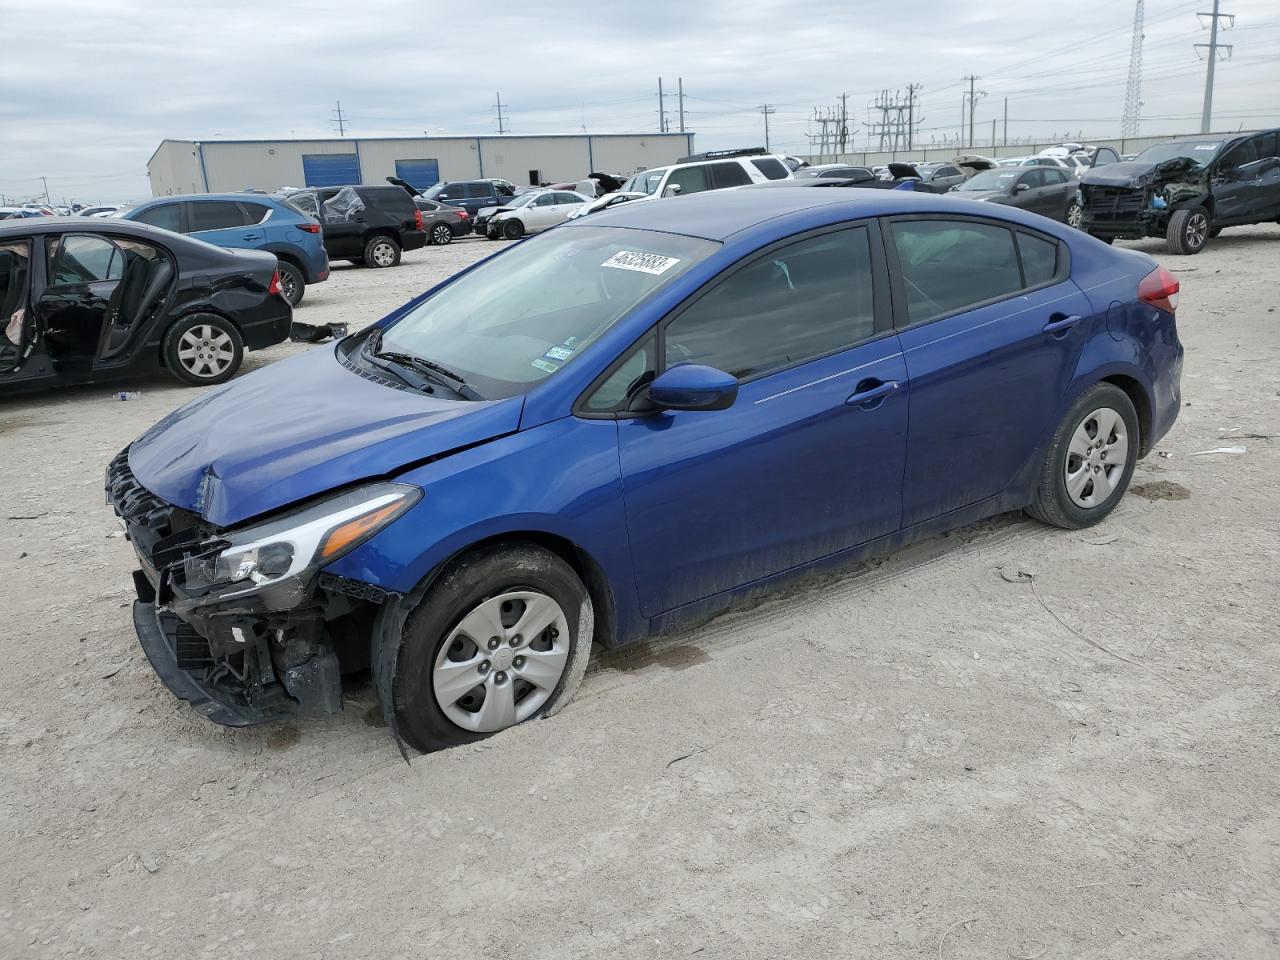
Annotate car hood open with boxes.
[128,346,523,528]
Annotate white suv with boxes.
[623,152,793,199]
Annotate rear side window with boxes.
[362,188,412,212]
[238,201,271,224]
[934,166,961,179]
[48,235,123,285]
[464,183,494,199]
[188,201,248,232]
[663,227,878,380]
[889,219,1022,325]
[132,202,183,232]
[1017,232,1059,287]
[750,157,789,180]
[709,162,752,189]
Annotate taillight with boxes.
[298,222,321,233]
[268,269,282,296]
[455,210,469,219]
[1138,264,1179,313]
[414,209,424,230]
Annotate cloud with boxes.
[1,0,1276,201]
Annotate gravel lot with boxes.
[3,226,1279,959]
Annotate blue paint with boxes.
[126,189,1183,649]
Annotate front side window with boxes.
[666,165,709,195]
[377,226,717,399]
[0,240,31,354]
[188,201,248,232]
[131,202,183,232]
[48,234,123,285]
[889,219,1022,326]
[1021,169,1047,188]
[534,194,559,207]
[663,227,877,381]
[1043,168,1068,184]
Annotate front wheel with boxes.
[392,543,592,753]
[429,222,453,246]
[1066,201,1083,229]
[1166,206,1210,255]
[363,234,401,268]
[163,313,244,386]
[1026,383,1139,529]
[502,219,525,240]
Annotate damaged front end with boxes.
[1080,157,1208,239]
[107,449,418,727]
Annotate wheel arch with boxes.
[1099,373,1152,456]
[156,306,242,366]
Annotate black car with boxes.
[1079,129,1280,254]
[278,184,427,267]
[0,218,290,394]
[951,166,1082,225]
[420,180,516,217]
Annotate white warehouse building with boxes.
[146,133,696,197]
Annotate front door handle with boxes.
[1043,314,1082,337]
[241,232,262,241]
[846,379,900,408]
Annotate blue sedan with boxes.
[108,189,1183,753]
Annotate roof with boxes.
[572,187,1038,242]
[0,215,209,249]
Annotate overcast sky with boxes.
[1,0,1277,203]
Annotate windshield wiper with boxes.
[376,351,485,401]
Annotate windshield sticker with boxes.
[601,251,681,275]
[531,358,560,374]
[1194,144,1218,151]
[544,345,574,361]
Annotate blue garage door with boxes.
[302,153,361,187]
[395,159,441,190]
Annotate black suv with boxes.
[420,180,516,217]
[278,184,426,267]
[1079,129,1280,254]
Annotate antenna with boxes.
[1122,0,1144,137]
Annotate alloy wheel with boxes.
[176,325,235,379]
[279,270,299,303]
[371,241,396,267]
[1067,202,1083,229]
[1185,212,1208,250]
[432,224,452,245]
[432,590,570,733]
[1064,406,1128,509]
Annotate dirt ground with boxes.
[2,225,1279,960]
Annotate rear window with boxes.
[750,157,789,180]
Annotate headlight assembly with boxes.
[182,482,420,605]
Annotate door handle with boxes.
[1043,314,1081,337]
[242,233,262,241]
[846,379,900,408]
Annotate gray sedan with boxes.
[950,166,1082,226]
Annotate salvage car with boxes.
[951,166,1083,225]
[278,184,427,267]
[1079,129,1280,253]
[1,217,289,394]
[108,189,1182,753]
[484,189,591,239]
[565,191,650,219]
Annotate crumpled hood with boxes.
[1080,160,1163,187]
[128,346,523,528]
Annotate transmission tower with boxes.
[1196,0,1234,133]
[1122,0,1144,137]
[870,88,920,153]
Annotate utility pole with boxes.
[678,77,685,133]
[41,176,51,204]
[1196,0,1234,133]
[331,100,347,136]
[962,76,984,149]
[905,84,922,152]
[1003,96,1008,145]
[759,104,777,151]
[839,92,849,154]
[494,92,509,134]
[1122,0,1145,137]
[991,118,997,149]
[657,78,668,133]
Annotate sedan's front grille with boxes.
[1083,185,1147,220]
[106,448,213,568]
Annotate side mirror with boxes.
[647,364,738,412]
[1015,182,1031,193]
[662,184,682,198]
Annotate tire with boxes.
[363,234,401,268]
[429,222,453,246]
[1166,206,1210,255]
[162,313,244,386]
[1026,383,1140,530]
[392,542,592,753]
[276,261,305,306]
[1065,201,1083,229]
[502,218,525,240]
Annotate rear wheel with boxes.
[502,219,525,240]
[276,261,305,306]
[363,234,401,268]
[1166,206,1210,255]
[1066,201,1083,228]
[430,222,453,246]
[392,543,592,753]
[1027,383,1139,529]
[163,313,244,386]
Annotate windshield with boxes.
[958,169,1019,191]
[499,193,537,209]
[628,169,668,195]
[1136,140,1223,168]
[376,225,718,399]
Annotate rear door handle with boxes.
[242,232,262,241]
[846,379,900,408]
[1043,314,1082,336]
